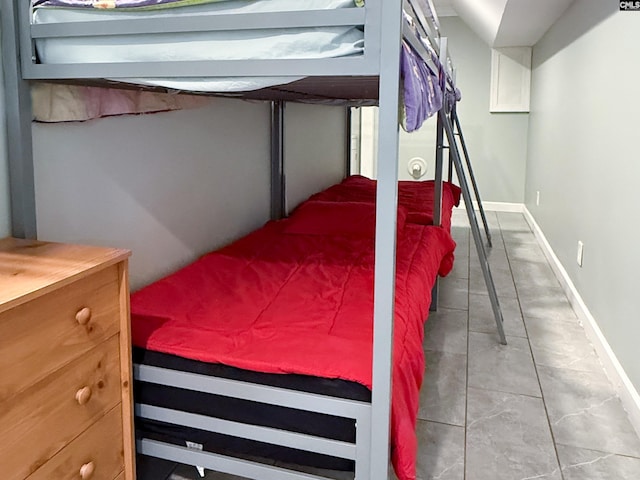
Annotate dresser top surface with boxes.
[0,237,130,312]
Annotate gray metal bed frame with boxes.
[0,0,506,478]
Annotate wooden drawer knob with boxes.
[75,386,92,406]
[79,461,95,480]
[75,307,92,325]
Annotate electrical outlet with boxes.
[577,241,584,267]
[536,191,540,206]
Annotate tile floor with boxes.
[137,211,640,480]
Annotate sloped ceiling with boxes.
[440,0,575,47]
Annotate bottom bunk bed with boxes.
[131,195,457,480]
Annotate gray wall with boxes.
[34,99,346,290]
[526,1,640,392]
[397,17,529,204]
[34,100,271,290]
[285,103,347,211]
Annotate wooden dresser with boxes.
[0,238,135,480]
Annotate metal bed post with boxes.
[451,104,492,247]
[447,70,455,185]
[430,105,444,311]
[1,0,37,239]
[345,107,352,178]
[349,108,362,176]
[430,36,449,312]
[432,37,447,231]
[270,100,286,220]
[438,108,507,345]
[447,139,454,184]
[370,0,403,476]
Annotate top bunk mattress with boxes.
[32,0,365,92]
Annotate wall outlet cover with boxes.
[577,241,584,267]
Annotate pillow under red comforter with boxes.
[306,175,461,232]
[131,220,456,480]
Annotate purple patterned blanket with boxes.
[400,42,443,132]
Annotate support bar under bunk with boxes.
[30,8,368,37]
[271,101,286,220]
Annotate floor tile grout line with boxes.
[466,383,544,400]
[463,220,470,480]
[468,330,528,339]
[497,212,567,480]
[416,417,467,429]
[439,305,469,312]
[553,442,640,461]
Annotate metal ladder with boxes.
[449,105,493,247]
[435,98,507,345]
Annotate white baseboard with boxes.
[457,201,524,213]
[523,207,640,439]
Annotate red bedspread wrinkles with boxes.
[131,221,456,480]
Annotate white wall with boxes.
[34,100,271,290]
[435,16,529,203]
[285,103,347,211]
[526,1,640,394]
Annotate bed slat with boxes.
[136,403,357,460]
[138,439,338,480]
[22,57,378,80]
[31,8,366,38]
[134,364,371,419]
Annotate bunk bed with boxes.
[1,0,507,478]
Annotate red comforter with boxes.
[131,211,456,480]
[306,175,462,232]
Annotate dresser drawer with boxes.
[27,405,125,480]
[1,336,122,480]
[0,265,120,401]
